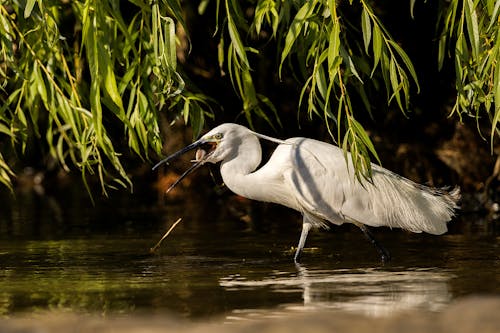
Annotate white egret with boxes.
[153,123,460,262]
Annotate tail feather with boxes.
[369,169,460,235]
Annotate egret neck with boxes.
[220,132,263,198]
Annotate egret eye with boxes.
[213,133,223,140]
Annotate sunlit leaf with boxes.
[361,7,371,54]
[279,0,315,77]
[491,57,500,150]
[183,97,190,124]
[351,118,380,164]
[344,50,363,83]
[328,20,341,70]
[488,0,500,31]
[410,0,416,19]
[387,40,420,92]
[198,0,210,15]
[372,24,382,75]
[24,0,36,18]
[226,0,249,68]
[104,65,125,113]
[464,0,480,58]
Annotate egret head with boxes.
[151,123,250,193]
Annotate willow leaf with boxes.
[351,118,380,164]
[328,21,340,71]
[464,0,480,59]
[410,0,416,19]
[183,97,190,124]
[387,39,420,92]
[488,0,500,31]
[491,58,500,150]
[361,7,371,54]
[338,45,363,83]
[371,24,382,75]
[389,57,399,99]
[438,34,447,71]
[226,0,249,68]
[104,65,125,113]
[279,0,315,77]
[24,0,36,18]
[163,17,177,70]
[161,0,190,46]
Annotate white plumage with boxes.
[153,123,460,262]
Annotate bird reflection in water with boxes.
[219,264,452,319]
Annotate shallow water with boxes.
[0,186,499,320]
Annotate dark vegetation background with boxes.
[1,0,499,220]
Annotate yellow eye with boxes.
[213,133,223,140]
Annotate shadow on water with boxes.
[0,183,499,320]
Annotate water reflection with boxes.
[220,264,453,319]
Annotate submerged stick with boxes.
[149,218,182,253]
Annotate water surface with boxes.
[0,187,499,320]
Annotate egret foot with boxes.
[294,221,312,263]
[358,224,391,262]
[293,251,301,263]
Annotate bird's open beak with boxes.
[152,139,217,194]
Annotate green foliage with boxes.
[0,0,212,194]
[213,0,281,130]
[278,0,419,179]
[2,0,500,193]
[217,0,418,180]
[213,0,500,180]
[437,0,500,150]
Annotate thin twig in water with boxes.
[150,218,182,253]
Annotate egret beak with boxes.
[152,140,206,171]
[152,138,217,194]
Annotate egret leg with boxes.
[294,221,312,263]
[358,224,391,262]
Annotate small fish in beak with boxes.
[193,148,207,162]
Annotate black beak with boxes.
[152,139,211,194]
[152,140,205,171]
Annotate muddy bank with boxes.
[1,296,499,333]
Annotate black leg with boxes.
[358,224,391,262]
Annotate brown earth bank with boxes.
[1,296,499,333]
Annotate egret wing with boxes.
[281,138,353,227]
[282,137,391,228]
